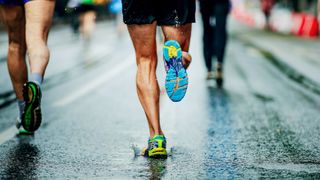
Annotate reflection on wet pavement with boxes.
[1,136,39,179]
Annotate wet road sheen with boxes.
[0,21,320,179]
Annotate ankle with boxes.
[150,132,164,139]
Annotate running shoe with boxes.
[16,118,34,135]
[142,135,167,158]
[206,71,215,80]
[216,63,223,88]
[21,81,42,132]
[163,40,188,102]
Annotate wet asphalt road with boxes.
[0,18,320,179]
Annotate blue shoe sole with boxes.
[163,40,188,102]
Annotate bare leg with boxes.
[80,11,96,40]
[25,0,55,77]
[161,24,192,69]
[0,6,27,100]
[127,22,163,138]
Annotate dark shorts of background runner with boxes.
[121,0,195,25]
[0,0,30,6]
[78,4,96,13]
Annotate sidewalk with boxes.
[230,19,320,95]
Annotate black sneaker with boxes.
[216,63,223,88]
[21,81,42,132]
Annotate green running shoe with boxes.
[142,135,167,158]
[16,118,34,135]
[21,81,42,132]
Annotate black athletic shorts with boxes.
[122,0,196,25]
[78,4,96,13]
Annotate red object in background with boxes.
[291,13,306,36]
[232,8,255,27]
[303,15,319,38]
[291,13,319,38]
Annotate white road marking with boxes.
[0,126,17,145]
[0,57,135,146]
[53,57,135,107]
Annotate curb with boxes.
[237,36,320,96]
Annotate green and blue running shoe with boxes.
[21,81,42,132]
[163,40,188,102]
[142,135,167,158]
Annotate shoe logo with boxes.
[148,141,158,149]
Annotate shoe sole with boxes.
[21,82,42,132]
[16,119,34,135]
[148,147,168,158]
[163,40,188,102]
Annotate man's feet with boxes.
[21,81,42,132]
[142,135,167,158]
[216,63,223,88]
[163,40,188,102]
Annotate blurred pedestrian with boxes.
[122,0,194,158]
[200,0,230,87]
[0,0,55,134]
[67,0,108,41]
[261,0,275,29]
[108,0,124,37]
[66,0,81,35]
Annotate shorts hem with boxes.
[124,19,195,26]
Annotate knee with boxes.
[26,24,51,47]
[137,55,155,72]
[137,54,154,63]
[26,33,47,48]
[136,54,157,82]
[26,34,49,56]
[8,34,26,56]
[136,53,157,69]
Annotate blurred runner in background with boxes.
[200,0,230,87]
[122,0,194,158]
[0,0,55,134]
[108,0,124,37]
[66,0,81,35]
[261,0,275,29]
[67,0,109,41]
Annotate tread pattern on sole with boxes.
[163,40,188,102]
[21,82,42,132]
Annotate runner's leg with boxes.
[161,24,192,69]
[19,0,55,132]
[214,2,228,65]
[127,22,162,138]
[80,10,96,40]
[25,0,55,78]
[200,3,214,72]
[0,6,27,112]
